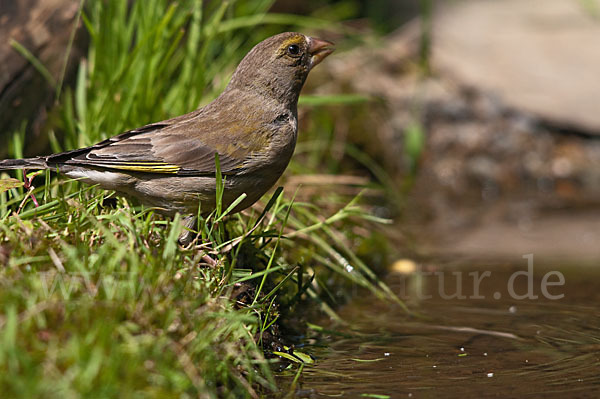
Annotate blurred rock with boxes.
[315,2,600,261]
[433,0,600,135]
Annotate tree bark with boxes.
[0,0,85,157]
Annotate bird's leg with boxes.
[178,215,198,247]
[177,217,217,267]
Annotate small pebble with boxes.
[390,259,417,274]
[487,372,494,378]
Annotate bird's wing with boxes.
[50,109,268,176]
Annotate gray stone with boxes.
[433,0,600,134]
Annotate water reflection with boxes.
[277,259,600,398]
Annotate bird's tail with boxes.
[0,157,48,170]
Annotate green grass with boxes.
[0,0,401,397]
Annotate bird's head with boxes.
[226,32,335,106]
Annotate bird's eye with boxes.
[287,44,300,56]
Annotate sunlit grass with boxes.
[0,0,401,397]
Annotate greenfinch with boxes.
[0,32,334,244]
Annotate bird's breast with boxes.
[265,114,298,170]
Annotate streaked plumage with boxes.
[0,32,334,243]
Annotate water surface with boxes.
[278,259,600,398]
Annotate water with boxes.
[276,259,600,398]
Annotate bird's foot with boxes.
[177,215,198,247]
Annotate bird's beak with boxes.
[308,37,335,70]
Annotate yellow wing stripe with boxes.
[105,163,181,173]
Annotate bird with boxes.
[0,32,334,245]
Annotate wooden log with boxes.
[0,0,85,157]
